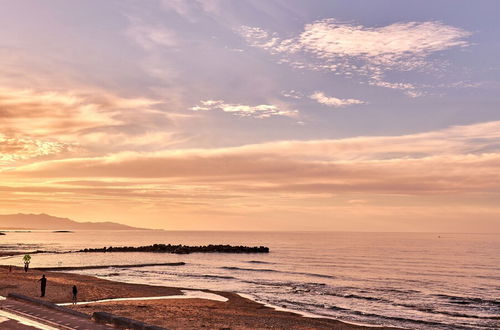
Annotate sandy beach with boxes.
[0,265,397,329]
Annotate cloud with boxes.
[0,135,68,165]
[159,0,221,21]
[310,91,365,108]
[286,20,470,62]
[281,90,303,99]
[5,120,500,195]
[0,88,117,137]
[190,99,297,118]
[239,20,471,94]
[3,120,500,231]
[241,20,470,68]
[368,80,422,98]
[0,87,177,156]
[348,199,368,204]
[239,26,280,50]
[126,19,178,50]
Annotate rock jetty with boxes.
[77,244,269,254]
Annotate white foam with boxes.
[237,293,384,328]
[58,289,228,306]
[180,290,228,302]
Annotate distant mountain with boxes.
[0,213,149,230]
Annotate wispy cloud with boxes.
[368,80,423,98]
[191,99,296,118]
[0,88,177,155]
[0,135,68,165]
[158,0,221,21]
[310,91,365,108]
[239,20,471,95]
[126,18,178,50]
[285,20,469,62]
[241,20,470,69]
[281,90,303,99]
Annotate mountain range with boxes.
[0,213,148,230]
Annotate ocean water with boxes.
[0,231,498,329]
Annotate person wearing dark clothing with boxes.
[72,285,78,304]
[23,254,31,272]
[38,275,47,297]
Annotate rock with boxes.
[77,243,270,254]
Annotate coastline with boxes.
[0,265,398,329]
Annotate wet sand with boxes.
[0,266,396,329]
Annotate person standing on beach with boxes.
[72,285,78,304]
[23,254,31,272]
[38,275,47,297]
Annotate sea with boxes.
[0,231,498,329]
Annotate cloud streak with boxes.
[5,121,500,195]
[191,100,296,118]
[310,91,365,108]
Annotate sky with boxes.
[1,0,499,232]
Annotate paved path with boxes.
[0,298,113,329]
[0,309,54,329]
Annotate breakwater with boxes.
[77,243,269,254]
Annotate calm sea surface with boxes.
[0,231,498,329]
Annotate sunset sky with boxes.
[1,0,499,231]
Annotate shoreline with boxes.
[0,265,399,329]
[235,293,391,329]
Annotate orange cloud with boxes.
[0,134,69,165]
[2,121,500,231]
[0,88,180,161]
[4,121,500,194]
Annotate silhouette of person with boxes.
[23,254,31,272]
[38,275,47,297]
[72,285,78,305]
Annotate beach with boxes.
[2,0,499,327]
[0,231,498,329]
[0,265,397,329]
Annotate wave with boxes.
[241,279,298,288]
[184,274,236,280]
[220,266,335,279]
[372,288,421,295]
[341,294,390,303]
[129,269,236,281]
[320,290,393,303]
[277,298,470,329]
[334,308,462,329]
[434,294,500,307]
[36,262,185,271]
[389,301,500,320]
[322,290,499,320]
[246,260,274,264]
[222,266,275,272]
[101,272,121,277]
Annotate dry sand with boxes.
[0,266,396,329]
